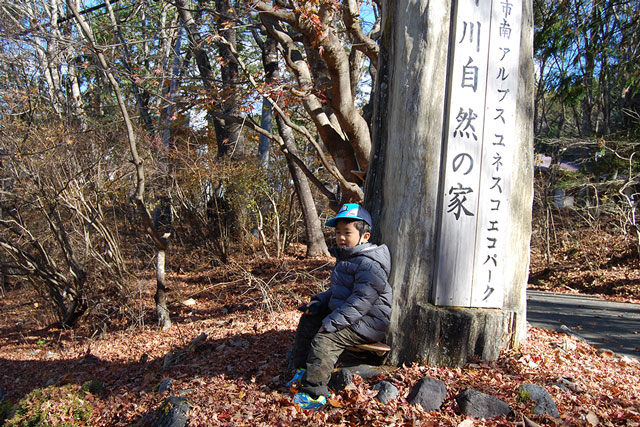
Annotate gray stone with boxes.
[519,383,560,417]
[329,369,354,391]
[341,364,382,380]
[373,381,398,404]
[329,365,383,391]
[407,377,447,411]
[157,378,173,393]
[557,324,573,335]
[152,396,190,427]
[456,389,513,419]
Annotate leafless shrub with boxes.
[534,137,640,263]
[0,121,132,327]
[232,261,284,314]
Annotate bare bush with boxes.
[0,120,132,327]
[534,137,640,264]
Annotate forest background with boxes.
[1,0,640,425]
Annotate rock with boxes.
[519,383,559,417]
[157,378,173,393]
[82,380,105,394]
[329,365,382,391]
[556,325,586,342]
[152,396,190,427]
[456,389,513,419]
[557,325,574,335]
[555,376,584,393]
[162,351,175,369]
[187,333,207,350]
[373,381,398,404]
[407,377,447,411]
[329,369,354,391]
[341,364,382,380]
[82,354,100,364]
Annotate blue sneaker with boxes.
[294,392,327,410]
[285,368,305,388]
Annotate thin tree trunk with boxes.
[67,0,171,330]
[277,115,330,257]
[256,28,329,257]
[155,249,170,330]
[214,0,244,158]
[104,0,154,135]
[258,100,272,166]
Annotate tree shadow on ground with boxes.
[0,326,296,398]
[0,309,301,427]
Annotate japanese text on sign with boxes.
[434,0,522,308]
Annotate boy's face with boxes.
[335,220,370,248]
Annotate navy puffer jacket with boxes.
[312,243,392,342]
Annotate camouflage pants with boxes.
[289,311,368,398]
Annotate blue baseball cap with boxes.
[325,203,372,227]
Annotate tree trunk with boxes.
[68,0,172,330]
[215,0,245,158]
[366,0,534,367]
[258,100,272,166]
[257,29,329,257]
[276,114,330,257]
[155,249,171,330]
[104,0,155,135]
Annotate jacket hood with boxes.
[332,243,391,276]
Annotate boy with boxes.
[287,203,392,410]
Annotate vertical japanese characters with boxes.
[435,0,522,308]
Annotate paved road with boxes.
[527,290,640,359]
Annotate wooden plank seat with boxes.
[346,342,391,356]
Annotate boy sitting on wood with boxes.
[287,203,392,410]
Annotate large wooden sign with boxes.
[434,0,523,308]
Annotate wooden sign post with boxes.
[434,0,523,308]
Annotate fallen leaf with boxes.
[522,415,543,427]
[457,419,474,427]
[327,397,344,408]
[59,373,74,385]
[586,410,599,426]
[598,349,615,358]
